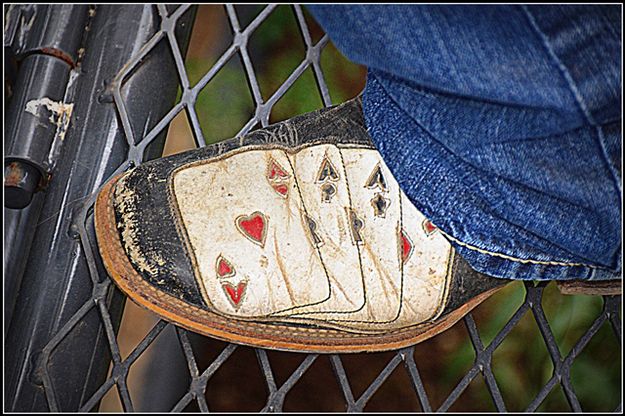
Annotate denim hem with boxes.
[362,70,622,282]
[455,241,621,282]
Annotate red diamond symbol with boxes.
[423,219,438,236]
[400,229,413,263]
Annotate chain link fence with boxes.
[5,4,622,412]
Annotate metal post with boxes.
[5,5,196,411]
[4,3,89,330]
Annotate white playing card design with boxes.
[172,149,329,318]
[271,144,366,316]
[317,191,453,333]
[288,149,403,322]
[171,143,452,332]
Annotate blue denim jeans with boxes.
[309,5,621,281]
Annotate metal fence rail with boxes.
[4,4,622,412]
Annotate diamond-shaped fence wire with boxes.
[6,5,622,412]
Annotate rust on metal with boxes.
[4,162,26,187]
[39,47,76,67]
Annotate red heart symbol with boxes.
[272,183,289,197]
[222,281,247,308]
[267,160,289,181]
[216,255,235,278]
[236,211,267,247]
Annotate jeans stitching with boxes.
[440,230,612,270]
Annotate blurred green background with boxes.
[108,5,621,412]
[163,5,366,156]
